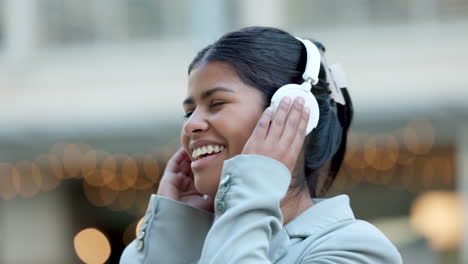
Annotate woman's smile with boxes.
[190,146,225,171]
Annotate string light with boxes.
[410,191,463,251]
[344,132,368,169]
[83,181,118,207]
[34,154,63,192]
[132,153,156,190]
[143,154,161,184]
[83,150,115,187]
[122,222,138,246]
[0,163,17,200]
[364,134,399,171]
[136,217,144,236]
[74,228,111,264]
[106,155,137,191]
[12,161,42,198]
[403,119,435,155]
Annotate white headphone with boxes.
[270,37,321,136]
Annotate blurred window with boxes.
[438,0,468,20]
[286,0,468,30]
[39,0,192,47]
[0,0,4,49]
[125,0,190,39]
[40,0,96,46]
[286,0,372,29]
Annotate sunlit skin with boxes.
[158,61,313,225]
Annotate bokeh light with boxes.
[344,132,368,169]
[403,119,435,155]
[106,155,138,191]
[82,150,115,187]
[0,162,17,200]
[364,134,399,171]
[135,217,144,237]
[143,154,161,184]
[83,181,118,207]
[74,228,111,264]
[123,222,138,246]
[11,161,42,198]
[132,153,156,190]
[34,154,64,192]
[410,191,463,251]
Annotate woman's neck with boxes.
[280,189,314,226]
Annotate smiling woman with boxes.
[120,27,402,264]
[182,62,265,197]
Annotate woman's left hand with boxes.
[241,96,310,174]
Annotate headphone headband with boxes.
[295,37,321,85]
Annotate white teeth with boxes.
[192,144,225,160]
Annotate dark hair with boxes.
[188,26,353,198]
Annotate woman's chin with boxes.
[194,177,219,197]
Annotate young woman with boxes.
[120,27,402,263]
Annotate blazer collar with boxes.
[285,194,355,238]
[267,194,355,262]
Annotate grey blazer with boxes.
[120,155,402,263]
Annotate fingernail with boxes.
[283,96,291,104]
[297,96,305,105]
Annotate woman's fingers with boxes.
[292,105,310,151]
[250,106,274,141]
[165,147,186,172]
[267,96,292,140]
[280,96,305,144]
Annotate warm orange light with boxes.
[136,217,144,236]
[74,228,111,264]
[115,188,137,211]
[106,155,137,191]
[364,134,399,171]
[82,150,115,187]
[0,163,17,200]
[63,143,85,178]
[34,154,63,192]
[410,191,463,251]
[132,153,155,190]
[83,181,118,207]
[123,222,138,246]
[344,132,368,169]
[143,154,161,184]
[403,119,435,155]
[12,161,42,198]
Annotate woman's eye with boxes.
[183,112,193,118]
[210,102,225,108]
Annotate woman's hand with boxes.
[241,96,310,174]
[157,147,215,213]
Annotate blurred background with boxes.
[0,0,467,263]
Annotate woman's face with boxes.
[181,61,265,196]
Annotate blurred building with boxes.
[0,0,467,263]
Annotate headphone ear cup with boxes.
[270,84,320,135]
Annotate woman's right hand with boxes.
[157,147,215,213]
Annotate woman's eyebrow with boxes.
[183,87,235,105]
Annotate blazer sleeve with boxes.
[120,194,214,264]
[301,220,403,264]
[198,154,291,263]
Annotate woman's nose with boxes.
[183,109,209,136]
